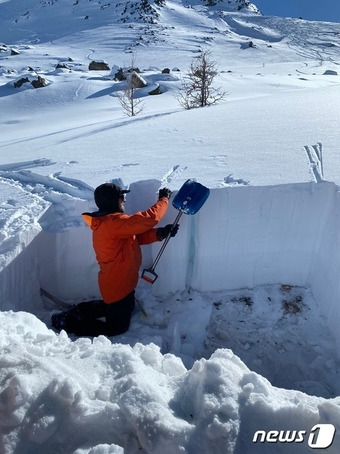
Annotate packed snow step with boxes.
[203,284,340,398]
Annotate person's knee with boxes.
[106,323,130,337]
[105,294,134,336]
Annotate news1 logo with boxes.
[253,424,336,448]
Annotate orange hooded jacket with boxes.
[82,197,168,303]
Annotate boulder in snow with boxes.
[13,74,49,89]
[88,60,110,71]
[31,75,48,88]
[13,77,29,88]
[149,83,162,95]
[129,71,147,88]
[114,67,126,81]
[323,69,338,76]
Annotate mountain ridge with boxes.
[0,0,260,41]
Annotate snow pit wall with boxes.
[1,181,340,351]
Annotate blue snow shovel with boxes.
[141,179,210,284]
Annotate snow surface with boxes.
[1,0,340,452]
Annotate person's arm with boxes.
[137,223,180,245]
[136,228,160,245]
[106,188,172,238]
[111,187,172,236]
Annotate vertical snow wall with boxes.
[1,181,340,353]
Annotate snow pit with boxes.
[1,181,340,399]
[1,181,340,454]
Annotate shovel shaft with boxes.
[141,180,210,284]
[150,210,183,271]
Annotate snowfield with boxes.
[1,0,340,452]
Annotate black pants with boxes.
[62,291,135,337]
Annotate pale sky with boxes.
[254,0,340,23]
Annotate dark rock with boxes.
[323,70,337,76]
[149,84,162,95]
[56,62,71,69]
[88,60,110,71]
[114,68,126,81]
[13,77,29,88]
[31,76,48,88]
[129,71,147,88]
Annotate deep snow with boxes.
[1,0,340,452]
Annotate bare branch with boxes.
[117,55,144,117]
[177,50,226,109]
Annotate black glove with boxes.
[158,187,172,200]
[157,223,179,240]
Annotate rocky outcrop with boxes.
[88,60,110,71]
[149,83,162,95]
[13,75,49,89]
[129,71,147,88]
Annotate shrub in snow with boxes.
[116,56,147,115]
[177,50,226,109]
[117,77,144,116]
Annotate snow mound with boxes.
[1,310,340,453]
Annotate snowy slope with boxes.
[1,0,340,452]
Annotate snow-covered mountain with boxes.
[1,0,340,453]
[0,0,260,32]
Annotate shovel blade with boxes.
[141,180,210,285]
[172,179,210,215]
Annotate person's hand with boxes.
[158,187,172,199]
[157,224,179,240]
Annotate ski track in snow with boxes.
[0,169,94,202]
[161,165,188,184]
[304,142,324,183]
[0,158,54,171]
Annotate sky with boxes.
[254,0,340,23]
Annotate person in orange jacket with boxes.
[51,183,179,337]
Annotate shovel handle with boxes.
[141,210,183,284]
[141,268,159,284]
[151,210,183,270]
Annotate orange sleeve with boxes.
[110,198,169,237]
[136,228,160,245]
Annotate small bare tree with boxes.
[117,79,144,117]
[177,50,226,109]
[117,55,144,117]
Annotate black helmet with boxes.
[94,183,130,213]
